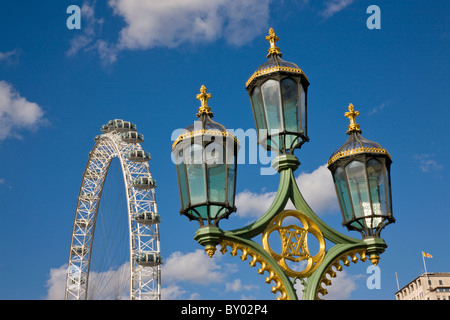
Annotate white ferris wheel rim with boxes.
[65,121,161,300]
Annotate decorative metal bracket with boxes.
[193,154,387,300]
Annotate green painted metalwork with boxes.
[193,154,387,300]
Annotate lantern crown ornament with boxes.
[328,104,395,239]
[246,28,310,154]
[172,86,239,229]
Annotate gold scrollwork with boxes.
[315,248,367,300]
[219,239,289,300]
[262,210,326,278]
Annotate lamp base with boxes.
[271,154,300,172]
[194,226,223,258]
[363,236,387,266]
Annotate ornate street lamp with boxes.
[246,28,309,154]
[328,104,395,246]
[172,85,239,255]
[172,29,395,300]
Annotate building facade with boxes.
[396,273,450,300]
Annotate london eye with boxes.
[65,119,162,300]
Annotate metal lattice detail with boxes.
[65,123,161,300]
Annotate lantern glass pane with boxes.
[227,163,236,206]
[300,84,306,136]
[206,142,226,204]
[176,155,189,209]
[367,159,388,221]
[281,77,299,149]
[251,86,266,131]
[185,144,206,206]
[261,79,282,134]
[333,166,353,223]
[345,161,371,223]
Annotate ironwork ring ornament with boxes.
[262,210,326,278]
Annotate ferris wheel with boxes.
[65,119,162,300]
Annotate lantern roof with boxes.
[328,104,390,166]
[246,28,308,89]
[172,85,237,149]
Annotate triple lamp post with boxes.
[171,28,394,300]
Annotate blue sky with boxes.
[0,0,449,300]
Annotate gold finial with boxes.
[369,254,380,266]
[344,103,361,134]
[196,85,213,117]
[205,245,216,258]
[265,28,281,57]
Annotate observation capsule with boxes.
[133,212,160,225]
[126,150,151,162]
[135,252,163,267]
[102,119,137,133]
[94,135,102,142]
[121,131,144,144]
[72,246,88,256]
[79,192,98,202]
[76,218,92,229]
[132,177,156,189]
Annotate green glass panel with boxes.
[185,144,206,208]
[191,206,208,220]
[209,205,222,220]
[281,78,299,131]
[333,166,353,223]
[174,148,189,210]
[176,162,189,210]
[281,78,300,150]
[227,163,236,206]
[367,159,387,227]
[207,164,226,203]
[205,141,226,205]
[300,85,306,136]
[261,80,282,134]
[345,161,371,227]
[251,86,266,131]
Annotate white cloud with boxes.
[368,102,387,115]
[295,164,339,215]
[162,249,225,285]
[225,278,258,292]
[68,0,271,64]
[109,0,270,50]
[67,1,118,64]
[45,263,131,300]
[320,270,362,300]
[0,81,46,140]
[235,164,338,218]
[293,270,360,300]
[0,50,19,64]
[321,0,355,18]
[161,285,188,300]
[45,265,67,300]
[235,189,277,219]
[414,154,443,173]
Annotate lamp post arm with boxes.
[287,167,361,245]
[224,167,293,240]
[226,154,360,245]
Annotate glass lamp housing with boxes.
[246,28,309,154]
[328,104,394,238]
[172,86,239,227]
